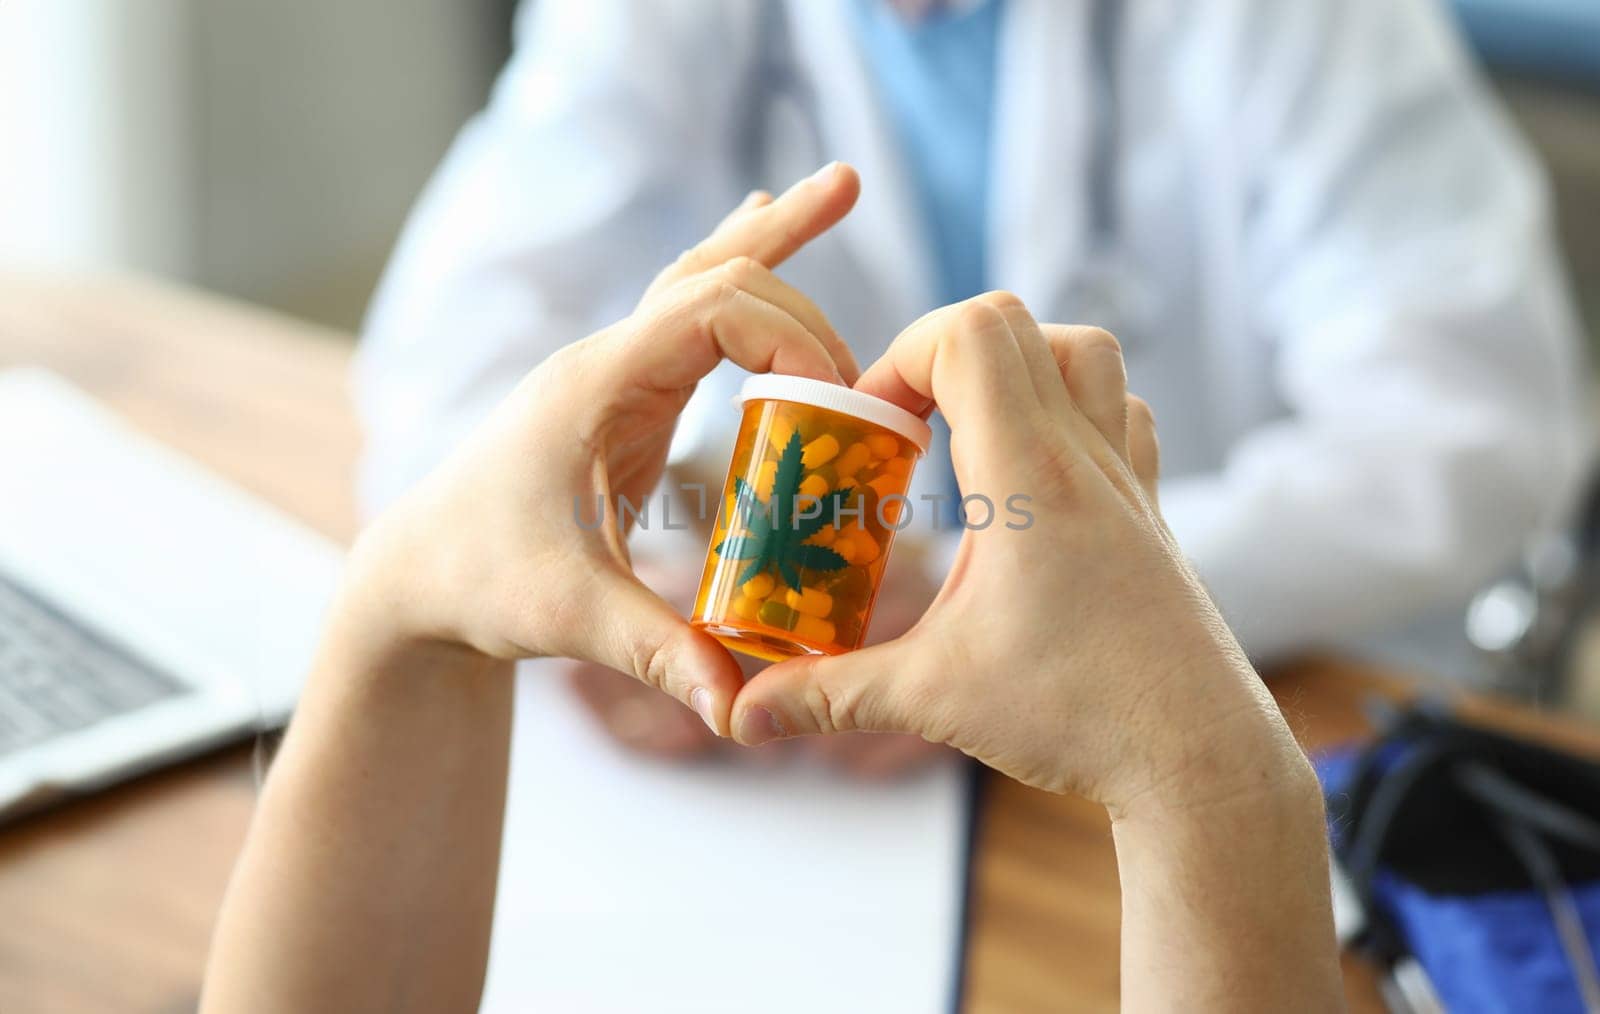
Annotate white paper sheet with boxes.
[482,666,971,1014]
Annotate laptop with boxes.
[0,368,343,821]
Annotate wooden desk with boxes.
[3,274,1596,1012]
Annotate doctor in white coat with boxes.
[356,0,1589,752]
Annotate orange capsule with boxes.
[784,587,834,618]
[794,613,836,645]
[741,573,776,599]
[834,441,872,479]
[755,459,778,498]
[864,433,900,459]
[833,537,858,564]
[862,478,907,527]
[848,526,881,564]
[767,417,797,453]
[801,434,841,469]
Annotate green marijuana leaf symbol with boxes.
[714,430,849,591]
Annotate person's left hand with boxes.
[340,163,864,736]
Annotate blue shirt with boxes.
[849,0,1004,306]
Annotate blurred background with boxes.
[4,0,1600,707]
[0,0,514,329]
[2,6,1599,1008]
[0,0,1594,338]
[0,5,1593,1004]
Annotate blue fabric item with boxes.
[849,0,1004,306]
[1449,0,1600,89]
[850,1,1004,525]
[1318,748,1600,1013]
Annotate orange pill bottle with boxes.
[690,375,931,662]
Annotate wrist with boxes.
[1109,736,1340,1012]
[1103,669,1320,828]
[325,518,500,682]
[1109,730,1323,839]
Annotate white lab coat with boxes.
[355,0,1590,673]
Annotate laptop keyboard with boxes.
[0,570,187,757]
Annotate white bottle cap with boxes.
[735,375,932,452]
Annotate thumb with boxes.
[551,574,745,736]
[729,640,938,746]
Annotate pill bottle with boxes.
[690,375,931,662]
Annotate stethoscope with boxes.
[744,0,1153,345]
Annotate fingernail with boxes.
[738,706,786,746]
[809,160,840,182]
[690,687,719,735]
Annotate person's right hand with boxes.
[729,292,1314,815]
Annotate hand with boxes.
[341,163,863,735]
[729,292,1311,814]
[566,556,946,776]
[560,556,718,758]
[203,171,866,1013]
[795,575,949,777]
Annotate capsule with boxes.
[880,456,912,479]
[866,474,903,501]
[864,433,900,459]
[731,595,761,621]
[768,418,797,453]
[825,567,871,603]
[758,600,799,631]
[741,573,776,599]
[784,587,833,618]
[755,459,778,498]
[794,613,836,645]
[801,434,840,469]
[845,525,881,564]
[834,441,872,479]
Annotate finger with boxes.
[649,162,860,294]
[804,732,944,779]
[622,276,849,390]
[703,162,859,268]
[852,297,1041,449]
[1042,325,1130,463]
[978,292,1069,413]
[1127,394,1161,505]
[730,639,944,744]
[565,664,717,758]
[544,572,745,737]
[716,256,861,384]
[720,735,794,765]
[712,189,774,233]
